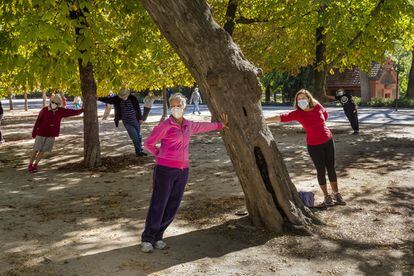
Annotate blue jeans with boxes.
[192,102,200,114]
[123,121,142,155]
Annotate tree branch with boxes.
[328,0,386,68]
[223,0,238,36]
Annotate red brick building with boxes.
[327,59,398,101]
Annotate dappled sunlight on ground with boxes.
[0,111,413,275]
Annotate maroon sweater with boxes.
[32,107,83,138]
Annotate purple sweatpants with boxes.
[141,165,189,244]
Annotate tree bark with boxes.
[72,5,101,168]
[313,25,327,102]
[141,0,319,233]
[223,0,238,36]
[359,70,371,102]
[42,91,47,107]
[161,86,168,122]
[78,60,101,168]
[265,84,271,104]
[24,92,28,111]
[8,93,13,111]
[406,50,414,98]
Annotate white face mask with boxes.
[171,107,184,119]
[50,103,58,110]
[297,99,309,110]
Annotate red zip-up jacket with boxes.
[32,107,83,138]
[280,103,332,146]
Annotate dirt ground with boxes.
[0,109,413,276]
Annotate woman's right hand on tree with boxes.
[220,113,229,129]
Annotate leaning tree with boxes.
[140,0,320,233]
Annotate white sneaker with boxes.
[154,240,167,250]
[141,242,154,253]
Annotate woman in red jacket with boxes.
[29,94,83,173]
[266,89,346,207]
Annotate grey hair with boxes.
[169,92,187,109]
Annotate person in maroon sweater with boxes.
[266,89,346,208]
[29,94,83,173]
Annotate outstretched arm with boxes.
[266,110,298,124]
[324,91,336,101]
[265,115,281,124]
[61,108,84,118]
[98,96,117,104]
[191,113,228,134]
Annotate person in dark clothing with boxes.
[98,89,147,157]
[325,89,359,134]
[166,88,173,108]
[0,100,4,144]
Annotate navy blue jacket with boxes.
[98,94,142,127]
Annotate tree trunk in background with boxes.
[24,92,28,111]
[72,6,101,168]
[265,84,271,103]
[406,50,414,98]
[313,25,327,102]
[141,0,319,233]
[359,70,371,102]
[42,91,47,107]
[8,94,13,111]
[161,86,168,122]
[78,60,101,168]
[223,0,238,36]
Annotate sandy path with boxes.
[0,110,413,275]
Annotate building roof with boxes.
[327,62,384,88]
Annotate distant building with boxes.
[327,58,398,100]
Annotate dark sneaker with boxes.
[353,131,359,135]
[32,164,38,172]
[136,152,148,157]
[333,193,346,205]
[28,164,34,173]
[316,195,335,208]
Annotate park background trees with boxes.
[1,0,414,231]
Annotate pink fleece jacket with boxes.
[144,116,223,169]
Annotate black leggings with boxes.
[307,139,337,186]
[345,108,359,131]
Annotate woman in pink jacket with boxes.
[141,93,228,253]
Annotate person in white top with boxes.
[102,92,114,120]
[73,96,82,109]
[189,87,202,115]
[143,91,157,121]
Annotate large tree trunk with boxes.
[161,86,168,122]
[406,50,414,98]
[141,0,319,233]
[24,92,28,111]
[313,26,327,102]
[42,91,47,107]
[359,70,371,102]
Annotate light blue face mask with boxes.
[171,107,184,119]
[298,99,309,110]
